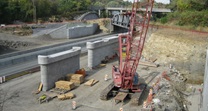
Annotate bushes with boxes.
[160,10,208,27]
[177,10,208,26]
[160,16,168,24]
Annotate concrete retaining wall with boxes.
[45,23,98,39]
[87,36,118,68]
[38,47,81,91]
[203,50,208,111]
[67,23,98,38]
[46,24,67,39]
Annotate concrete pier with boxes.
[38,47,81,91]
[87,36,118,68]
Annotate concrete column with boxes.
[106,9,109,18]
[120,10,123,14]
[67,28,70,39]
[87,36,118,68]
[98,10,101,17]
[38,47,81,91]
[203,50,208,111]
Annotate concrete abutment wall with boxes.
[46,23,99,39]
[67,23,98,38]
[203,50,208,111]
[38,47,81,91]
[87,36,118,68]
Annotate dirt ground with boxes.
[0,32,71,55]
[143,29,208,84]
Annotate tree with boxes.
[36,0,51,18]
[0,0,10,23]
[94,1,105,7]
[107,1,120,7]
[176,0,190,11]
[18,0,33,21]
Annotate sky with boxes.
[124,0,170,4]
[154,0,170,4]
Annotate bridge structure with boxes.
[76,7,171,29]
[105,7,171,13]
[92,7,171,17]
[108,7,171,29]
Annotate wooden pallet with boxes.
[84,79,99,86]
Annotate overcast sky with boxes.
[155,0,170,4]
[125,0,170,4]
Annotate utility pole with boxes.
[32,0,36,23]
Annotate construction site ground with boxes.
[0,54,202,111]
[0,24,207,111]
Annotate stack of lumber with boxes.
[84,79,99,86]
[57,92,75,100]
[66,74,84,85]
[55,80,75,90]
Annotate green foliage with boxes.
[161,0,208,27]
[0,0,33,23]
[36,0,52,18]
[165,10,208,27]
[58,0,90,15]
[0,0,134,24]
[107,1,120,7]
[160,17,168,24]
[178,10,208,26]
[176,0,190,11]
[168,0,208,11]
[94,1,105,7]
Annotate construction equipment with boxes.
[100,0,154,105]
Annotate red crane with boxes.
[101,0,154,104]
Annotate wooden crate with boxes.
[71,74,84,81]
[55,81,75,90]
[66,74,84,81]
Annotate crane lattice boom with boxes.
[112,0,154,92]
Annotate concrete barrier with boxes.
[203,50,208,111]
[38,47,81,91]
[87,36,118,68]
[67,23,98,38]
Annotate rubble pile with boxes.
[0,40,35,50]
[144,70,196,111]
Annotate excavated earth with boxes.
[143,29,208,84]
